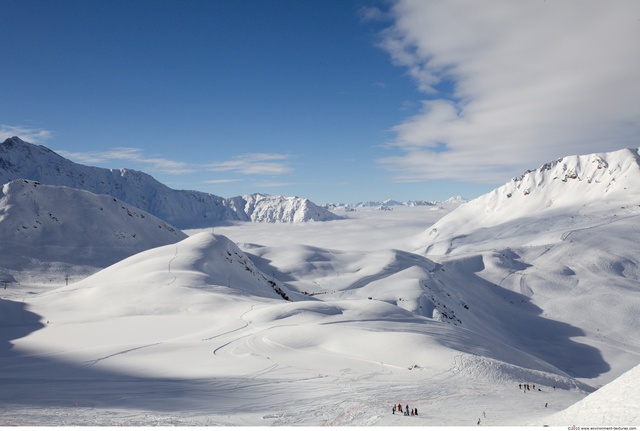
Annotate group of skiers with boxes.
[519,383,542,392]
[392,403,418,417]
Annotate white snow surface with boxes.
[1,148,640,426]
[544,363,640,426]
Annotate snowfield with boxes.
[1,148,640,426]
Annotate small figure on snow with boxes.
[392,405,396,414]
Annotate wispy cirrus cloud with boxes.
[0,125,53,143]
[377,0,640,184]
[254,181,296,188]
[57,147,194,174]
[207,153,293,175]
[46,146,296,180]
[205,179,240,184]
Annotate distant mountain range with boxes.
[0,137,341,228]
[325,196,468,210]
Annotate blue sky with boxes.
[2,0,639,204]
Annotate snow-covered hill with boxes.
[0,137,340,227]
[54,233,296,310]
[0,179,186,281]
[1,230,590,426]
[414,148,640,386]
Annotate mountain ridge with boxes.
[417,147,640,254]
[0,137,340,228]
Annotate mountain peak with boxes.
[502,148,640,205]
[417,147,640,254]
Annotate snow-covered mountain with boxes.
[417,148,640,254]
[414,147,640,387]
[326,196,468,210]
[0,137,340,228]
[236,193,337,223]
[355,199,434,207]
[0,178,186,280]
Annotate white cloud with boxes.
[205,179,240,184]
[0,125,53,143]
[208,153,293,175]
[254,181,296,188]
[358,5,389,23]
[57,147,194,174]
[377,0,640,184]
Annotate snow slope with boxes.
[1,231,589,426]
[414,148,640,386]
[0,137,340,227]
[417,148,640,255]
[0,179,186,282]
[543,363,640,426]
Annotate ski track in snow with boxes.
[83,343,162,368]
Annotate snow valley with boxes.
[1,139,639,426]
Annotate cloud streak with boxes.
[57,147,194,175]
[41,146,296,181]
[207,153,293,175]
[377,0,640,184]
[0,125,53,143]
